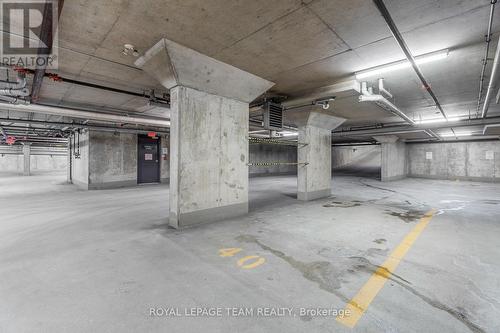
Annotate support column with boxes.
[373,135,407,181]
[67,138,72,183]
[286,107,345,201]
[22,143,31,176]
[136,38,274,228]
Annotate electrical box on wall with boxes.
[263,102,283,131]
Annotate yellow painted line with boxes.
[336,209,436,328]
[237,255,266,269]
[218,248,242,257]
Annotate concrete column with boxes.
[136,38,273,228]
[67,138,72,183]
[22,143,31,176]
[286,107,345,201]
[373,135,407,181]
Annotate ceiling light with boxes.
[417,116,461,124]
[440,131,472,138]
[355,49,449,79]
[280,131,298,137]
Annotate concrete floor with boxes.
[1,172,499,332]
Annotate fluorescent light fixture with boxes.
[417,116,460,124]
[355,49,449,79]
[280,131,298,137]
[440,131,472,138]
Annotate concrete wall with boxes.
[249,143,297,176]
[0,149,66,174]
[30,155,66,171]
[408,141,500,182]
[70,131,169,190]
[332,145,381,168]
[0,154,23,172]
[88,131,138,189]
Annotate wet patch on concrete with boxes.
[480,200,499,205]
[395,282,486,333]
[385,210,425,223]
[348,256,411,285]
[323,201,361,208]
[235,235,484,332]
[365,247,389,257]
[235,235,348,303]
[373,238,387,244]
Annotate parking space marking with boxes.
[336,209,436,328]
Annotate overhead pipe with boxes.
[373,0,448,120]
[0,102,170,127]
[477,0,497,116]
[0,87,30,97]
[0,71,27,89]
[333,115,500,137]
[0,95,30,105]
[481,35,500,118]
[0,117,169,135]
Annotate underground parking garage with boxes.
[1,0,500,332]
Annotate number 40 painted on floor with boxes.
[218,248,266,269]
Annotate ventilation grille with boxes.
[263,102,283,130]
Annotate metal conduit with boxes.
[481,35,500,118]
[476,0,498,117]
[373,0,448,120]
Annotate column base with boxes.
[297,188,331,201]
[381,175,406,182]
[169,202,249,229]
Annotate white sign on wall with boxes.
[486,151,494,160]
[426,152,433,160]
[162,148,168,155]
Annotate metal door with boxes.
[137,135,160,184]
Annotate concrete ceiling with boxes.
[3,0,500,133]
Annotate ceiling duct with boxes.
[263,102,283,130]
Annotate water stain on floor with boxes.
[481,200,499,205]
[323,201,361,208]
[236,235,347,301]
[235,234,484,332]
[385,210,425,223]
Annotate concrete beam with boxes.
[135,38,274,103]
[285,105,346,130]
[373,135,400,143]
